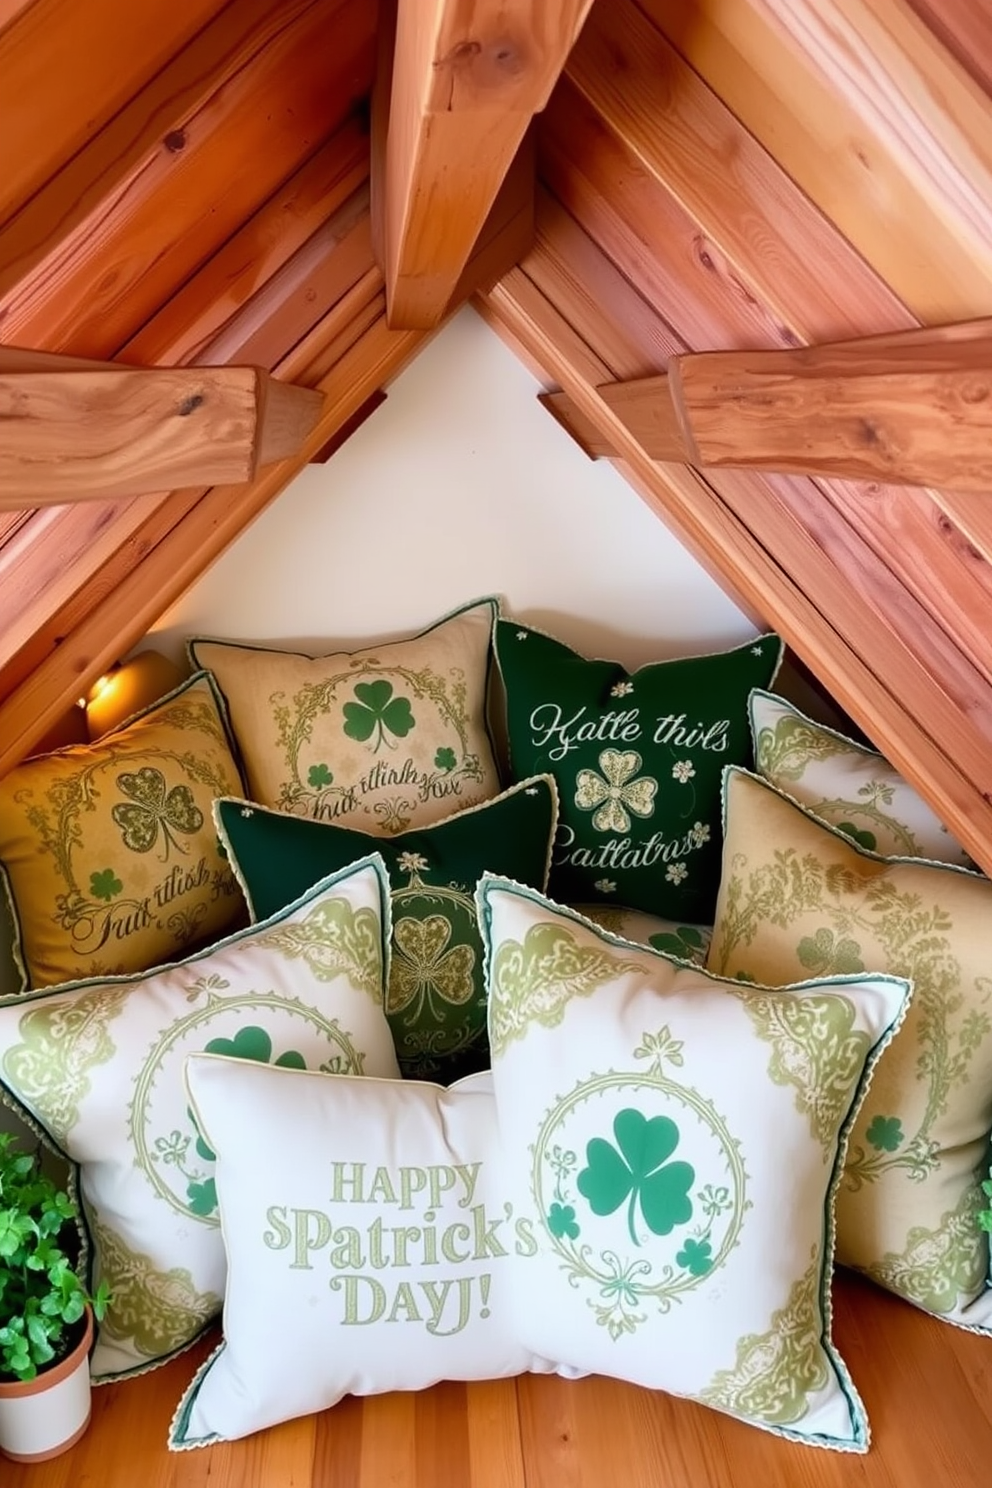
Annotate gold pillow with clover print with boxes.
[169,1063,564,1449]
[0,855,399,1383]
[750,689,974,867]
[477,877,910,1451]
[493,620,782,922]
[707,767,992,1333]
[0,672,245,989]
[189,598,501,837]
[215,775,558,1083]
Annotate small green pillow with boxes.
[749,689,973,866]
[494,620,782,920]
[216,777,558,1081]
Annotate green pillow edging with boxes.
[0,851,392,1385]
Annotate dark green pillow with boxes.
[215,777,558,1082]
[493,621,782,921]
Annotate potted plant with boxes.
[0,1131,110,1462]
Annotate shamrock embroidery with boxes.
[837,821,877,852]
[547,1202,580,1240]
[308,763,334,788]
[90,868,123,902]
[342,680,415,752]
[797,927,865,977]
[574,750,657,834]
[389,914,475,1016]
[648,925,705,961]
[434,746,457,772]
[675,1237,713,1276]
[865,1115,904,1153]
[577,1109,694,1246]
[111,767,203,860]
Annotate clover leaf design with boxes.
[342,680,415,752]
[574,750,658,834]
[648,925,705,961]
[547,1202,580,1240]
[90,868,123,902]
[434,746,457,772]
[111,767,203,861]
[796,926,865,977]
[389,914,475,1016]
[675,1237,713,1276]
[865,1115,904,1153]
[576,1108,694,1247]
[308,763,334,788]
[837,821,877,852]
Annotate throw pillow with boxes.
[749,689,974,866]
[478,875,911,1451]
[169,1061,559,1449]
[189,598,502,835]
[215,775,558,1082]
[0,673,245,988]
[707,767,992,1333]
[0,856,398,1383]
[493,620,782,920]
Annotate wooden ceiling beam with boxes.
[379,0,593,329]
[594,321,992,492]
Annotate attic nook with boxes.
[1,0,992,1483]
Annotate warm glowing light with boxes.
[84,651,186,740]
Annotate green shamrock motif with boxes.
[577,1109,695,1247]
[837,821,877,852]
[90,868,123,902]
[434,746,457,772]
[342,681,415,752]
[184,1027,306,1217]
[866,1115,904,1153]
[675,1237,713,1276]
[649,926,705,960]
[547,1202,580,1240]
[111,767,204,860]
[308,763,334,788]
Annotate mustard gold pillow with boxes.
[708,767,992,1333]
[189,599,501,836]
[0,673,245,987]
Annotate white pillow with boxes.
[749,688,973,866]
[478,878,911,1451]
[0,855,398,1383]
[170,1062,564,1448]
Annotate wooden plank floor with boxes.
[9,1272,990,1487]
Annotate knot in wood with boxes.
[438,33,527,95]
[177,393,204,417]
[164,129,187,153]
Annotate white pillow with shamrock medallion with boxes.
[0,856,398,1383]
[477,878,911,1451]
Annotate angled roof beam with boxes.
[378,0,594,328]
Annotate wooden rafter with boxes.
[378,0,594,329]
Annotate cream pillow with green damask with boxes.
[708,767,992,1333]
[478,876,911,1451]
[170,1062,563,1449]
[749,688,973,866]
[0,673,245,988]
[215,775,558,1082]
[0,856,398,1383]
[189,598,501,836]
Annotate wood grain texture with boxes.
[905,0,992,95]
[0,365,323,507]
[3,1274,991,1487]
[0,0,228,230]
[0,0,375,356]
[380,0,591,327]
[644,0,992,321]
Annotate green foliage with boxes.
[0,1133,110,1382]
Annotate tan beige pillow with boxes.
[707,767,992,1333]
[0,674,245,988]
[189,599,501,835]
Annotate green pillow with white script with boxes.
[494,620,782,921]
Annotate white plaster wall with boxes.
[152,307,756,665]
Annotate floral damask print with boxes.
[252,896,383,1001]
[2,986,131,1143]
[112,768,204,860]
[867,1186,988,1314]
[489,921,643,1054]
[700,1249,828,1427]
[796,927,865,977]
[90,1213,221,1360]
[575,750,658,834]
[577,1109,695,1246]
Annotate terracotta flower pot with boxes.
[0,1306,94,1463]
